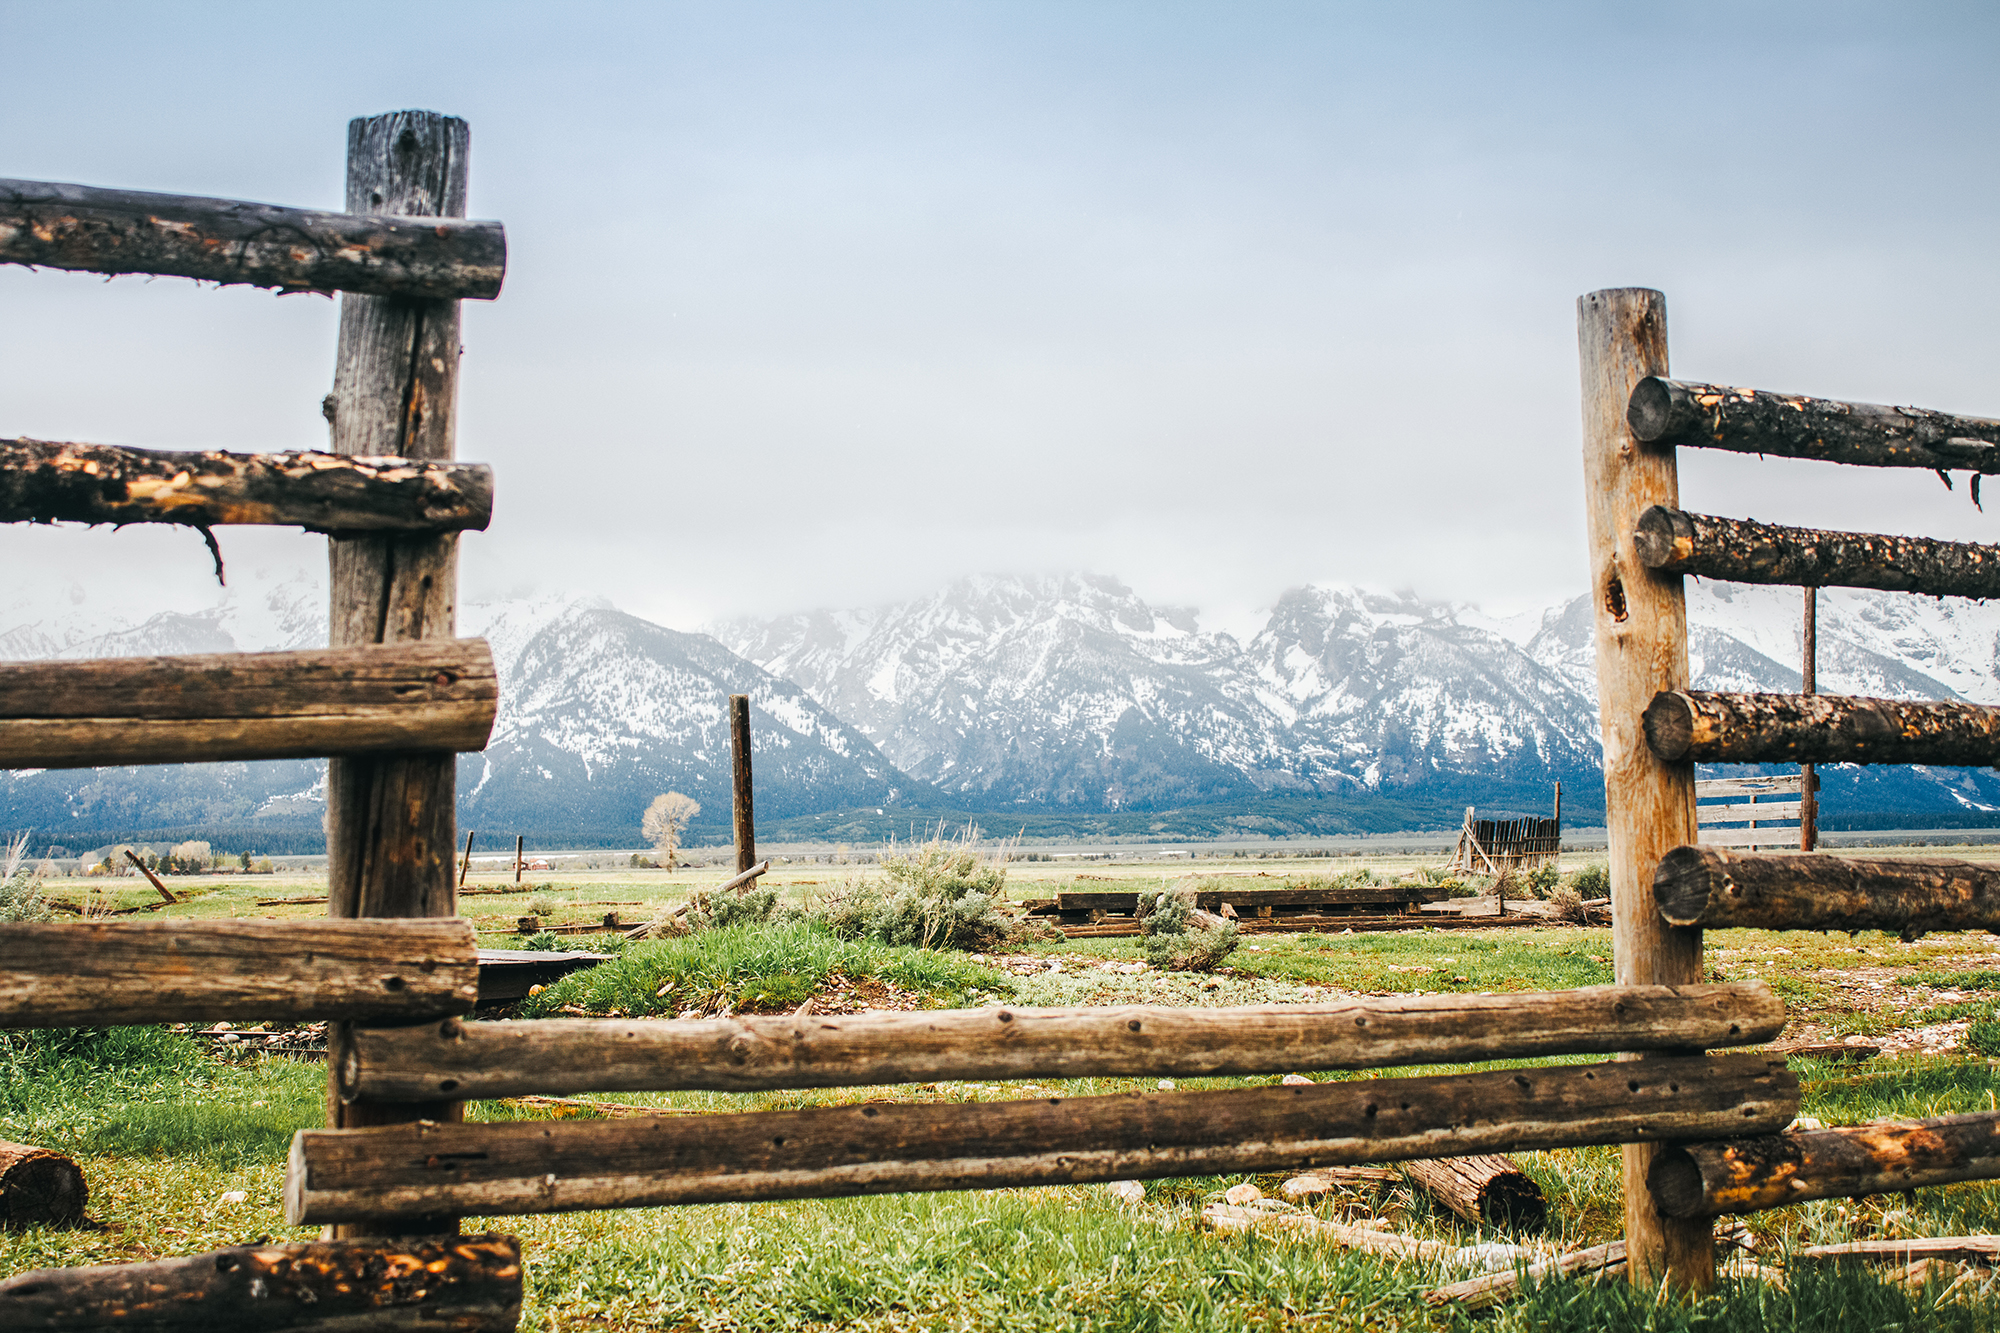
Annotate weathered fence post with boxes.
[730,693,756,874]
[1577,288,1710,1292]
[515,833,525,884]
[322,109,471,1237]
[459,829,475,887]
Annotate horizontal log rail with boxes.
[1649,1110,2000,1217]
[1654,845,2000,938]
[0,177,505,300]
[289,1052,1797,1223]
[0,639,497,768]
[1633,505,2000,599]
[1627,376,2000,474]
[340,983,1783,1102]
[1643,690,2000,766]
[0,1233,521,1330]
[0,919,478,1027]
[2,438,493,534]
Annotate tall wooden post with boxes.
[322,110,470,1236]
[1577,288,1709,1292]
[730,694,756,874]
[458,830,475,888]
[515,834,524,884]
[1801,588,1818,851]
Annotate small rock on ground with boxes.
[1105,1180,1145,1204]
[1223,1183,1264,1206]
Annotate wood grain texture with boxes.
[0,919,477,1028]
[341,983,1785,1102]
[1649,1111,2000,1217]
[1628,376,2000,474]
[1578,287,1710,1289]
[0,640,496,768]
[1655,845,2000,939]
[1644,690,2000,766]
[1042,886,1449,914]
[320,110,475,1231]
[1,437,492,533]
[288,1053,1798,1224]
[1632,505,2000,598]
[0,176,504,300]
[0,1139,87,1226]
[0,1233,520,1331]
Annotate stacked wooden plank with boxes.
[1023,881,1453,938]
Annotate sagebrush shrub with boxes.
[1568,863,1610,898]
[1138,882,1239,972]
[812,829,1020,951]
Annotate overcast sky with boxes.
[5,2,1999,641]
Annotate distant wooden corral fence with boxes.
[5,137,1999,1324]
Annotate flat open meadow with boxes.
[8,849,2000,1330]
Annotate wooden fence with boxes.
[4,140,1999,1322]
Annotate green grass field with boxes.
[8,852,2000,1329]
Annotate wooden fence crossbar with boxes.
[0,176,506,300]
[1627,376,2000,474]
[288,1052,1798,1224]
[0,639,498,769]
[1,437,493,534]
[1645,690,2000,767]
[1655,845,2000,938]
[0,919,478,1028]
[1635,505,2000,599]
[338,982,1784,1102]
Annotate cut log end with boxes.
[1632,505,1695,570]
[1652,845,1722,928]
[1642,691,1696,763]
[1626,375,1681,442]
[0,1141,87,1227]
[1405,1153,1547,1231]
[1645,1147,1708,1219]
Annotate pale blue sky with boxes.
[4,2,1998,637]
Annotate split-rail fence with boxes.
[0,126,1991,1322]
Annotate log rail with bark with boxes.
[0,919,479,1028]
[1654,845,2000,938]
[0,639,498,769]
[1644,690,2000,767]
[0,1233,522,1331]
[1649,1111,2000,1217]
[0,176,506,300]
[0,1139,87,1226]
[340,982,1785,1102]
[1633,505,2000,599]
[2,437,493,533]
[290,1052,1798,1223]
[1627,376,2000,474]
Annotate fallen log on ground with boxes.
[1403,1154,1547,1230]
[0,1232,521,1330]
[291,1053,1796,1223]
[0,438,494,534]
[1632,505,2000,599]
[1793,1236,2000,1266]
[621,861,770,940]
[339,982,1784,1101]
[0,176,507,300]
[1654,845,2000,938]
[1643,690,2000,767]
[0,640,499,769]
[1201,1202,1451,1258]
[1424,1240,1625,1310]
[1649,1111,2000,1217]
[0,1139,87,1226]
[0,919,478,1028]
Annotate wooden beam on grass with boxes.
[1655,845,2000,938]
[1632,505,2000,599]
[338,982,1784,1102]
[1627,376,2000,474]
[1579,287,1712,1290]
[1644,690,2000,767]
[1,437,492,534]
[0,919,477,1028]
[0,1139,87,1226]
[0,1233,521,1331]
[0,640,498,769]
[0,176,505,300]
[1649,1111,2000,1217]
[290,1053,1796,1224]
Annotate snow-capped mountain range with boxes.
[3,567,1998,849]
